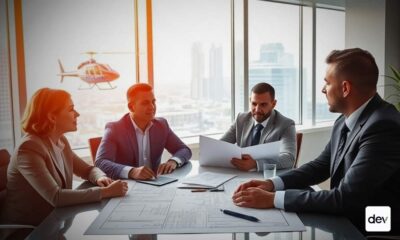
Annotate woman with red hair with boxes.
[0,88,128,239]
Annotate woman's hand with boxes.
[100,180,128,199]
[96,176,113,187]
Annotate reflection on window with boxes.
[316,8,345,122]
[249,1,300,123]
[152,0,232,137]
[23,0,135,148]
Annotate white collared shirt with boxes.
[120,117,184,179]
[131,119,153,168]
[345,97,372,132]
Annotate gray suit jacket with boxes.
[0,134,104,227]
[279,94,400,234]
[95,114,192,179]
[220,110,296,169]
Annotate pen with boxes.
[191,189,207,192]
[191,187,225,192]
[220,209,260,222]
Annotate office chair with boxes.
[0,149,35,231]
[88,137,102,164]
[292,134,322,192]
[293,132,303,168]
[0,149,10,205]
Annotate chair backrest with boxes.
[88,137,102,164]
[0,149,11,203]
[294,132,303,168]
[0,149,36,232]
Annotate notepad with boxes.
[136,176,178,186]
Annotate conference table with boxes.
[27,161,365,240]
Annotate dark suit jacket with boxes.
[278,94,400,234]
[95,114,192,179]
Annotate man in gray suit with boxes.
[233,48,400,235]
[95,83,192,180]
[221,82,296,171]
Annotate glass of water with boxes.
[263,163,276,179]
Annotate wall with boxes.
[345,0,386,94]
[346,0,400,100]
[384,0,400,100]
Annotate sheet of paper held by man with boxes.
[85,179,305,235]
[199,135,281,168]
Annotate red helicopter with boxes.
[58,51,120,90]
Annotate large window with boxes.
[22,0,136,149]
[5,0,345,151]
[0,0,14,152]
[152,0,232,137]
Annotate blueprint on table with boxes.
[85,178,305,235]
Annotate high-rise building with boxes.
[249,43,299,121]
[191,43,224,102]
[191,42,205,100]
[208,44,223,101]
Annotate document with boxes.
[178,172,236,189]
[199,135,281,168]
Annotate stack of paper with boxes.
[178,172,237,189]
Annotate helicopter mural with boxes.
[58,51,120,90]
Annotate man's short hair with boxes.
[326,48,378,91]
[127,83,153,103]
[251,82,275,100]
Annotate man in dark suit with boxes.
[95,83,192,180]
[221,82,296,171]
[232,48,400,235]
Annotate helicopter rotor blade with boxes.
[99,51,134,54]
[81,51,98,59]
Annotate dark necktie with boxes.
[336,124,350,159]
[251,124,264,146]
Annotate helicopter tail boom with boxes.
[58,59,79,82]
[58,59,65,83]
